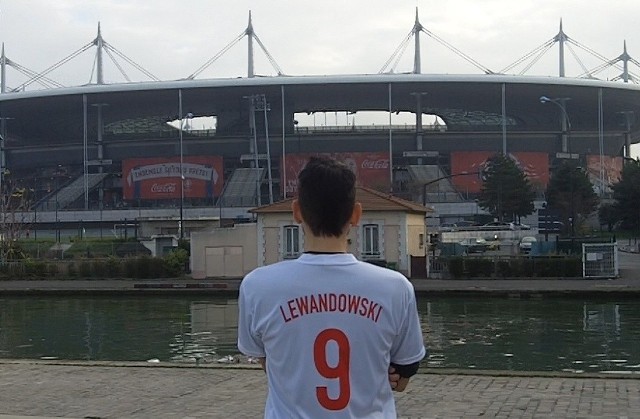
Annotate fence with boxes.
[429,255,583,279]
[582,242,618,278]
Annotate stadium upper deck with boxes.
[0,11,639,220]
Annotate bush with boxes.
[124,258,138,278]
[46,263,59,277]
[24,259,48,277]
[136,255,154,278]
[177,239,190,255]
[67,262,77,278]
[163,248,189,277]
[104,256,121,278]
[115,242,151,257]
[444,255,582,279]
[496,260,511,277]
[465,258,493,278]
[448,257,465,279]
[562,257,582,277]
[90,259,107,279]
[78,260,93,278]
[533,258,561,277]
[123,255,166,279]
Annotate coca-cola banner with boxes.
[122,156,223,200]
[282,152,390,196]
[450,151,549,193]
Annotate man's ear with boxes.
[292,199,303,224]
[350,202,362,226]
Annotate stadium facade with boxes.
[1,13,639,238]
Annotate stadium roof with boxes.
[1,73,639,144]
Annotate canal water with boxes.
[0,295,638,373]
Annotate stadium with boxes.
[1,12,639,239]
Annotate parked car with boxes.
[482,221,515,230]
[439,223,457,232]
[440,220,477,232]
[512,222,531,230]
[459,237,490,253]
[453,220,477,229]
[519,236,537,253]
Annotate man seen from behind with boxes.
[238,156,426,418]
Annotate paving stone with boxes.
[0,361,638,418]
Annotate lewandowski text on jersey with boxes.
[279,292,383,323]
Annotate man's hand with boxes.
[388,366,410,392]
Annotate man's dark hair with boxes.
[297,156,356,237]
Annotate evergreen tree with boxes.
[612,159,640,232]
[478,154,535,221]
[546,162,599,235]
[598,202,617,232]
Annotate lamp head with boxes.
[539,96,551,103]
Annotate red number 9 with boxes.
[313,328,351,410]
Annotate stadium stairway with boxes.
[219,167,265,207]
[38,173,108,211]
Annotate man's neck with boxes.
[303,235,348,253]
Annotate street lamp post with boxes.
[54,175,59,243]
[410,92,428,165]
[618,110,635,158]
[179,96,184,240]
[254,95,273,204]
[176,92,193,240]
[244,95,262,206]
[33,176,38,240]
[540,96,572,154]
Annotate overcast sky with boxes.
[1,0,639,85]
[1,1,639,155]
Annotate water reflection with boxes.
[0,296,238,363]
[169,301,239,363]
[0,295,639,373]
[419,298,640,373]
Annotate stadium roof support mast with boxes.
[614,40,640,83]
[1,44,6,93]
[187,11,283,79]
[8,24,158,92]
[412,9,424,163]
[556,19,567,77]
[582,40,640,83]
[379,9,493,74]
[247,12,254,78]
[95,23,104,84]
[622,41,630,82]
[413,8,422,74]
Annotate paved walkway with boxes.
[0,360,638,418]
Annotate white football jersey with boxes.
[238,253,426,418]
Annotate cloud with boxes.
[0,1,637,84]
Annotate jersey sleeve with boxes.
[390,284,426,365]
[237,279,266,357]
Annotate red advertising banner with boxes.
[586,155,622,189]
[450,151,550,193]
[123,156,223,200]
[282,152,390,196]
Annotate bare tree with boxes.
[0,179,32,262]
